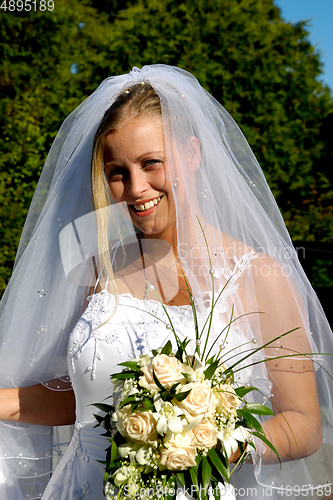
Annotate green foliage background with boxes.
[1,0,333,294]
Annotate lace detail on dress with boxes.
[135,313,160,354]
[49,481,90,500]
[67,423,90,464]
[69,290,124,380]
[48,423,90,500]
[214,250,258,283]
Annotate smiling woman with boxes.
[103,117,176,240]
[0,65,332,500]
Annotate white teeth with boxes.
[133,197,161,212]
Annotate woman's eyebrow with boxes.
[105,151,166,167]
[136,151,165,161]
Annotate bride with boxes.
[0,65,332,500]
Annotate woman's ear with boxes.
[188,136,201,172]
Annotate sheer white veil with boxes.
[0,65,332,499]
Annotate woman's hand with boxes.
[0,383,76,426]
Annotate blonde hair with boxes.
[91,82,161,289]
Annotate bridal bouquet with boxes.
[94,324,282,500]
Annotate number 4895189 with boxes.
[1,0,54,11]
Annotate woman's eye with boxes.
[106,169,123,180]
[143,159,163,168]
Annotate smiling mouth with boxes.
[132,196,162,212]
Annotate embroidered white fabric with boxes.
[0,64,332,499]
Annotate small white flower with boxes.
[135,446,150,465]
[219,426,250,459]
[138,375,159,394]
[118,441,135,458]
[137,354,151,367]
[153,397,184,435]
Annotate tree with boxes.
[1,0,332,294]
[0,0,115,291]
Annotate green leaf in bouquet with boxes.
[92,413,105,426]
[105,443,111,464]
[130,401,143,413]
[251,431,281,463]
[111,371,138,380]
[118,361,141,372]
[174,388,192,402]
[110,431,124,447]
[160,390,170,402]
[203,359,219,380]
[235,386,259,398]
[183,469,195,496]
[190,465,199,488]
[175,338,191,362]
[91,403,114,413]
[169,382,181,397]
[176,471,185,488]
[181,372,190,382]
[206,355,216,365]
[237,408,264,433]
[110,439,118,465]
[153,370,168,391]
[161,340,173,355]
[119,395,139,409]
[137,398,154,412]
[104,470,110,484]
[207,448,230,482]
[209,460,228,486]
[200,457,212,492]
[93,413,113,434]
[245,403,275,416]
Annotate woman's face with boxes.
[104,116,177,244]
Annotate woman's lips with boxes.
[130,196,162,217]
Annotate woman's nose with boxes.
[127,168,149,198]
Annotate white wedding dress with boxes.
[41,288,263,500]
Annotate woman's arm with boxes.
[249,255,322,463]
[0,384,76,426]
[260,357,321,463]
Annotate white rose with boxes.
[178,381,216,418]
[141,354,188,389]
[214,384,240,415]
[192,421,219,450]
[114,465,132,487]
[159,432,197,471]
[117,405,158,446]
